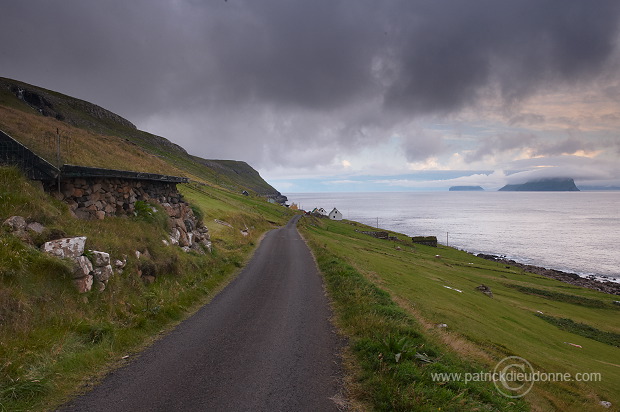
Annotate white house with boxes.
[328,208,343,220]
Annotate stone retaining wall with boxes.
[43,176,212,255]
[46,177,183,220]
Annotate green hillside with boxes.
[300,217,619,411]
[0,77,285,199]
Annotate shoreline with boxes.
[476,253,620,296]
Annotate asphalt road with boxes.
[60,216,343,411]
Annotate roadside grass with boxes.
[0,167,293,411]
[300,217,526,411]
[300,217,620,411]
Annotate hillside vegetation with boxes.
[0,77,283,198]
[0,166,293,411]
[299,217,619,411]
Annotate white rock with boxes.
[90,251,110,267]
[162,239,170,246]
[93,265,113,282]
[72,256,94,279]
[600,401,612,408]
[42,237,87,259]
[114,259,126,269]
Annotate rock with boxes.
[3,216,27,232]
[476,284,494,298]
[179,230,190,247]
[437,323,448,328]
[190,242,205,255]
[181,246,191,253]
[184,219,195,232]
[169,228,181,245]
[93,265,113,282]
[95,280,106,292]
[74,274,93,293]
[162,239,170,246]
[201,239,213,253]
[26,222,45,234]
[90,251,110,267]
[72,256,94,279]
[214,219,233,228]
[42,237,87,259]
[600,401,612,408]
[114,258,127,269]
[95,210,106,220]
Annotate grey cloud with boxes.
[534,137,594,157]
[1,0,619,169]
[509,113,546,126]
[401,128,447,162]
[465,132,536,162]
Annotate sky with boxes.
[2,0,620,192]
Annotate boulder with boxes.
[475,284,494,298]
[73,274,93,293]
[90,251,110,267]
[3,216,27,232]
[42,237,87,259]
[26,222,45,234]
[72,256,94,279]
[93,265,113,282]
[114,258,127,269]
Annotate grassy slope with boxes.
[0,167,294,411]
[0,77,280,195]
[299,217,619,411]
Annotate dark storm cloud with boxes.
[1,0,619,167]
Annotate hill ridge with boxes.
[0,77,285,202]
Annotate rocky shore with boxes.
[476,254,620,296]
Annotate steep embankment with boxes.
[0,166,294,411]
[0,77,285,200]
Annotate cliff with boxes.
[499,177,580,192]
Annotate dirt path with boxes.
[60,216,343,411]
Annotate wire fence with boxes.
[0,130,58,180]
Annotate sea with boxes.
[286,192,620,282]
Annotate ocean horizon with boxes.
[286,191,620,282]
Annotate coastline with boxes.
[476,253,620,295]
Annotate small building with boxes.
[311,207,328,216]
[328,207,343,220]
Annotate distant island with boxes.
[499,177,580,191]
[449,186,484,191]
